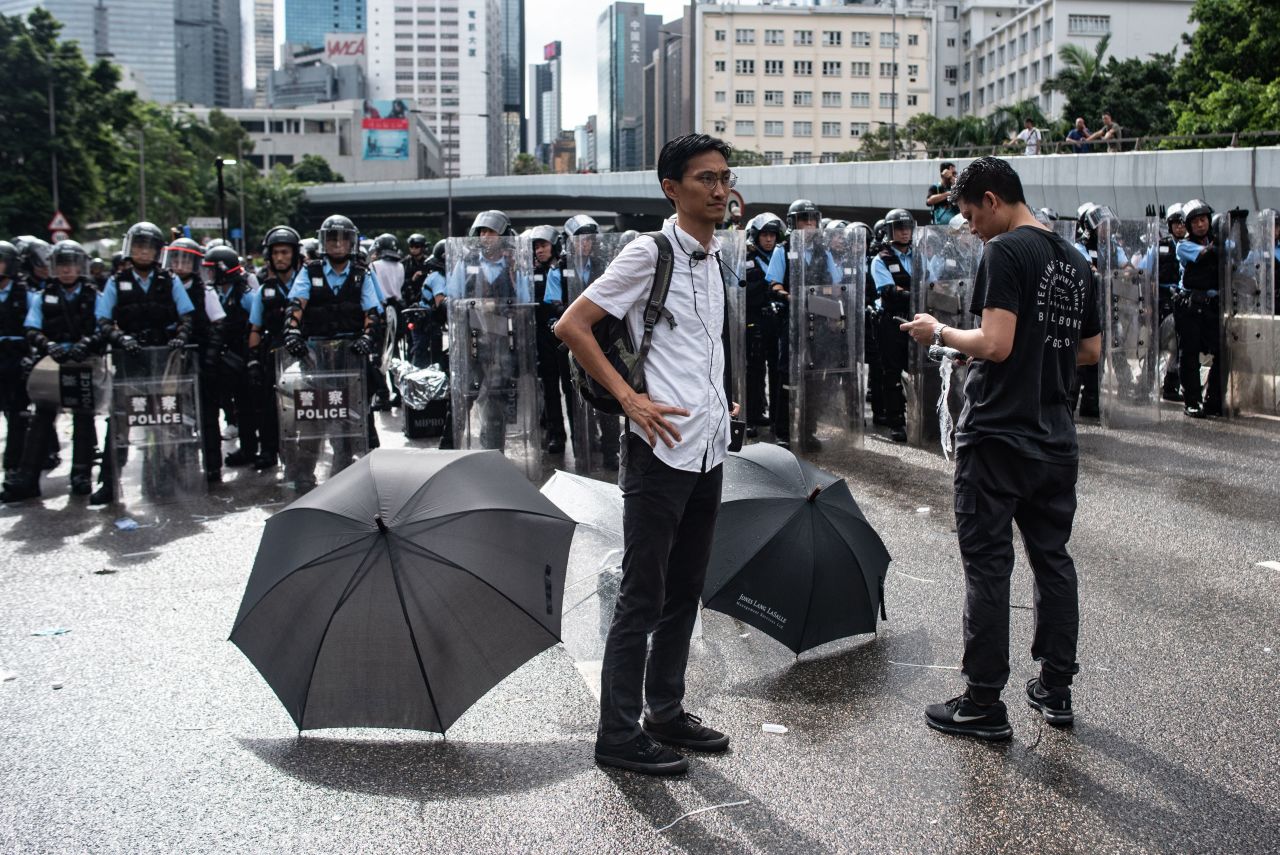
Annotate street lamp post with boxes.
[236,138,247,255]
[215,156,236,243]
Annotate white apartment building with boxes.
[947,0,1195,119]
[365,0,504,178]
[695,2,935,164]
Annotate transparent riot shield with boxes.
[445,235,541,481]
[1096,218,1161,428]
[109,346,203,504]
[563,232,629,479]
[1220,210,1277,418]
[275,338,370,491]
[718,229,749,414]
[907,226,983,448]
[27,354,111,414]
[789,229,865,460]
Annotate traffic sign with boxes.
[51,230,70,243]
[188,216,223,230]
[48,211,71,232]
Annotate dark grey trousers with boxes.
[597,432,723,745]
[953,439,1081,699]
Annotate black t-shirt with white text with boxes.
[955,225,1099,462]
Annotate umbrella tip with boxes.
[375,515,388,533]
[807,487,822,503]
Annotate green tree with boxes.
[292,154,344,184]
[1044,34,1177,139]
[727,148,769,167]
[511,152,548,175]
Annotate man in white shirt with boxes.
[557,133,740,776]
[1011,118,1042,156]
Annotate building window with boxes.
[821,91,841,107]
[793,121,812,137]
[1019,68,1027,89]
[765,29,784,46]
[850,62,871,77]
[764,59,785,76]
[960,93,970,111]
[794,60,813,76]
[821,121,841,138]
[765,150,784,165]
[793,90,813,106]
[998,45,1005,66]
[907,64,919,78]
[1045,55,1053,76]
[879,92,898,109]
[735,28,755,45]
[907,94,918,106]
[850,91,870,108]
[963,61,971,82]
[879,62,898,78]
[908,34,919,46]
[822,61,842,77]
[851,31,870,47]
[1031,60,1040,83]
[1032,25,1041,47]
[714,29,726,42]
[819,152,840,163]
[1045,17,1053,39]
[794,29,813,46]
[850,122,869,137]
[735,120,755,135]
[880,32,899,49]
[714,120,726,132]
[977,89,985,108]
[1068,14,1110,35]
[735,59,755,75]
[714,60,725,72]
[764,121,784,136]
[946,37,956,47]
[735,89,755,105]
[944,65,957,83]
[977,56,985,75]
[793,152,812,164]
[945,5,958,21]
[715,90,726,104]
[1019,33,1028,54]
[764,89,785,106]
[998,79,1005,98]
[822,30,842,47]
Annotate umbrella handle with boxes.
[808,487,822,502]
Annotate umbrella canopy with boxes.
[230,448,576,733]
[703,443,891,655]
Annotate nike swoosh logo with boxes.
[952,713,988,722]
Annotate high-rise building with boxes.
[253,0,275,106]
[268,41,366,108]
[284,0,365,51]
[574,115,597,172]
[528,41,562,167]
[646,7,695,170]
[365,0,504,178]
[0,0,177,102]
[175,0,242,107]
[499,0,525,172]
[597,2,660,173]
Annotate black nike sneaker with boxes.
[925,693,1013,741]
[1025,678,1074,726]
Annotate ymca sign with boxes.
[324,33,366,67]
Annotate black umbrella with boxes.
[230,448,576,733]
[702,443,891,655]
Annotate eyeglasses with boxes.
[688,171,738,190]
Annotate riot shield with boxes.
[109,346,203,504]
[718,229,749,415]
[27,354,111,414]
[275,338,370,491]
[789,228,865,460]
[445,235,541,481]
[1220,210,1277,418]
[563,232,629,479]
[1097,218,1161,428]
[907,226,982,448]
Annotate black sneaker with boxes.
[594,733,689,775]
[1025,678,1074,726]
[889,426,908,443]
[643,712,730,752]
[925,693,1013,741]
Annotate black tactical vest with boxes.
[876,246,913,313]
[114,268,179,345]
[1,280,29,345]
[744,247,771,314]
[1156,236,1180,286]
[464,254,516,300]
[1179,238,1218,293]
[182,279,213,344]
[38,280,97,343]
[301,259,366,338]
[255,274,291,342]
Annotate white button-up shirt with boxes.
[582,219,730,474]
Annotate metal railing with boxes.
[843,130,1280,164]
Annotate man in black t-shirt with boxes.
[902,157,1101,741]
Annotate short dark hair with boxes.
[940,161,955,173]
[949,156,1027,208]
[657,133,733,206]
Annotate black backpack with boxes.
[567,232,675,416]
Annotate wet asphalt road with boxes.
[1,405,1277,854]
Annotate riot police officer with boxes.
[1156,204,1186,400]
[743,213,787,436]
[15,237,51,290]
[530,224,571,454]
[91,221,197,504]
[561,213,619,468]
[1175,199,1222,417]
[369,233,404,410]
[0,240,38,499]
[871,208,916,442]
[204,245,258,468]
[413,239,449,372]
[282,214,383,491]
[3,240,102,501]
[402,233,430,307]
[245,225,302,470]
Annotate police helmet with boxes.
[819,218,832,231]
[1081,204,1116,233]
[0,240,15,278]
[469,210,515,237]
[262,225,301,253]
[563,214,599,238]
[204,238,230,249]
[619,230,640,245]
[110,251,125,270]
[873,219,888,244]
[825,219,850,232]
[1034,207,1059,225]
[122,220,166,261]
[848,221,873,249]
[884,208,915,242]
[317,214,359,259]
[407,233,428,249]
[18,236,52,274]
[201,245,243,286]
[372,233,400,261]
[50,240,89,278]
[90,257,105,275]
[300,237,321,261]
[162,238,204,273]
[427,239,447,272]
[949,213,969,232]
[1165,203,1185,227]
[745,212,786,246]
[786,199,821,230]
[1183,199,1213,224]
[529,224,560,253]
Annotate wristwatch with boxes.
[932,323,947,346]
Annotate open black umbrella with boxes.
[230,448,576,733]
[702,443,891,655]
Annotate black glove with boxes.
[68,338,92,362]
[120,335,142,355]
[351,334,376,355]
[168,335,188,351]
[246,358,265,388]
[19,354,38,377]
[49,343,71,363]
[284,328,307,357]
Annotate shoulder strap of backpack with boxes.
[629,232,675,391]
